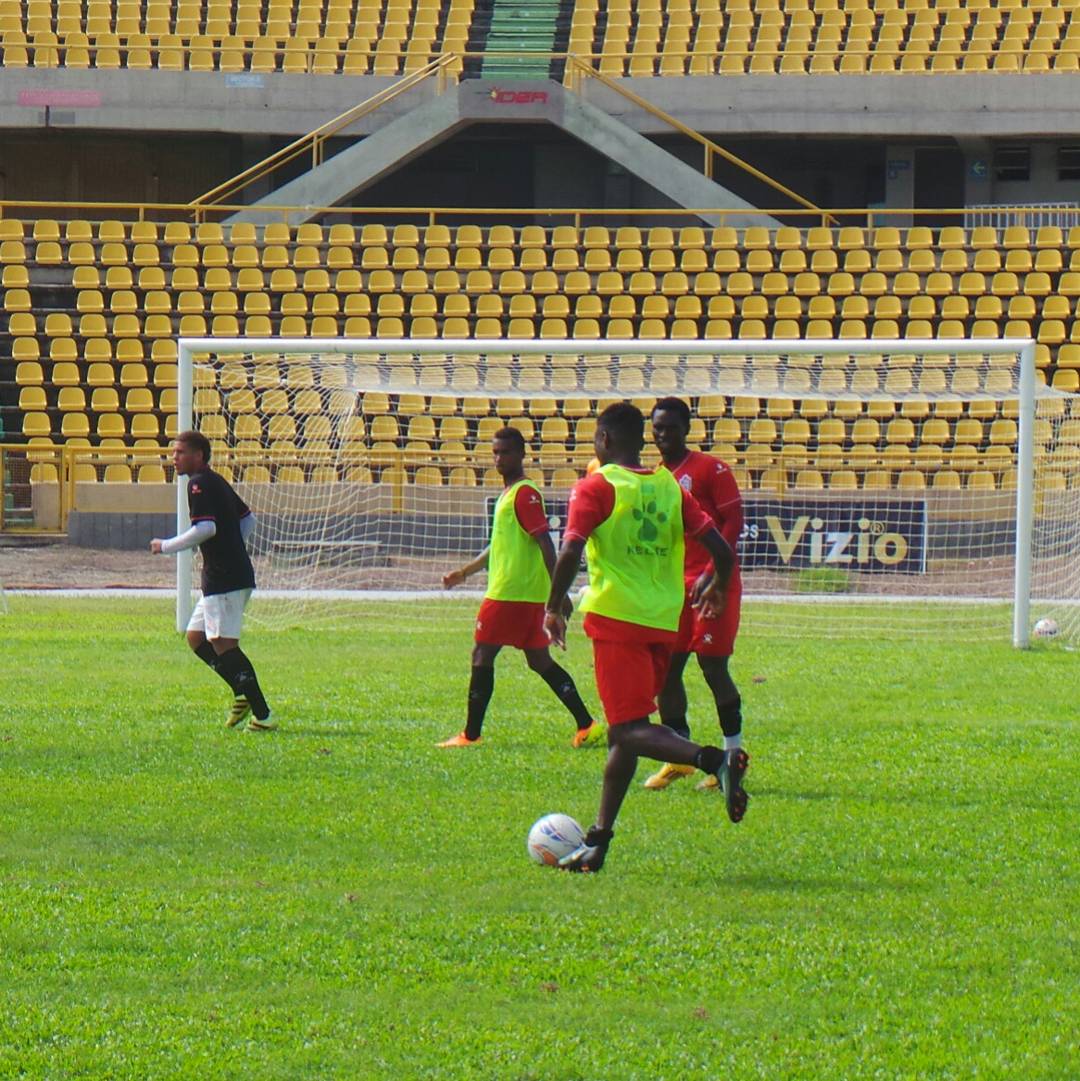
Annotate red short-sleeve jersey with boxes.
[513,482,550,536]
[664,450,743,582]
[564,466,712,544]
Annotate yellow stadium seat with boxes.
[794,469,824,490]
[892,468,925,491]
[928,467,961,490]
[60,410,90,438]
[828,469,858,490]
[18,385,49,412]
[99,463,131,484]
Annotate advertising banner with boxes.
[741,498,928,574]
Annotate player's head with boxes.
[492,426,526,480]
[651,397,691,460]
[594,402,645,465]
[173,430,211,476]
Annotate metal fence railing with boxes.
[0,443,174,534]
[964,203,1080,230]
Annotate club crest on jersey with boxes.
[679,474,693,492]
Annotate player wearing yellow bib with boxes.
[438,428,601,748]
[544,403,736,872]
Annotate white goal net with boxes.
[177,337,1080,646]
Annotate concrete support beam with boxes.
[228,79,783,226]
[225,89,469,225]
[553,84,782,227]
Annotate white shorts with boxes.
[187,588,253,640]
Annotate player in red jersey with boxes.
[543,403,737,872]
[643,397,749,822]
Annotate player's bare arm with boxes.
[692,527,735,618]
[442,546,490,589]
[544,537,586,649]
[535,532,574,620]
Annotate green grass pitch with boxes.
[0,597,1077,1079]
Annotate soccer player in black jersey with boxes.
[151,430,274,731]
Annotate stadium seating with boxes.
[4,217,1079,491]
[2,0,1079,77]
[0,0,475,76]
[572,0,1080,77]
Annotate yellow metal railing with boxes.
[0,444,179,533]
[62,447,173,519]
[1,198,1079,232]
[1,442,66,532]
[563,54,833,225]
[7,198,1080,230]
[190,53,461,212]
[1,442,477,533]
[190,50,829,223]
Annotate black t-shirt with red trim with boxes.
[187,468,256,596]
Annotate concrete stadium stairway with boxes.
[472,0,561,79]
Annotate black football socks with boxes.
[718,695,742,739]
[193,640,220,674]
[540,663,594,731]
[194,640,250,699]
[214,648,270,720]
[465,665,495,740]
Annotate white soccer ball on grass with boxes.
[1033,617,1060,639]
[527,814,585,866]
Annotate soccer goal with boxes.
[176,336,1080,646]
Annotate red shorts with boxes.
[590,636,675,726]
[474,598,551,651]
[675,576,742,657]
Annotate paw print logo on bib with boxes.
[632,500,667,543]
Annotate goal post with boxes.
[175,336,1077,646]
[176,343,194,632]
[1013,336,1038,647]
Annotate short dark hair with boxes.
[597,402,645,451]
[652,397,691,430]
[176,430,212,463]
[492,426,525,453]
